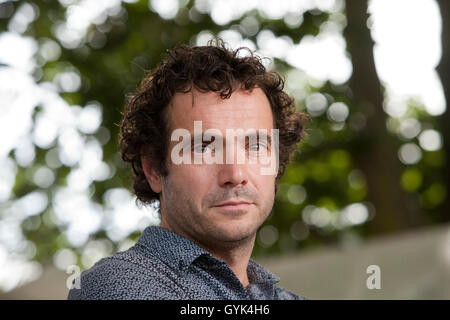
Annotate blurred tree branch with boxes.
[344,0,427,233]
[436,0,450,221]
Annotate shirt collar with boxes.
[136,225,209,272]
[247,258,280,284]
[136,225,280,286]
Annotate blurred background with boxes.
[0,0,449,299]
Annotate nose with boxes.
[218,163,248,188]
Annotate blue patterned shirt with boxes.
[67,226,306,300]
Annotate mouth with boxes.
[212,200,253,212]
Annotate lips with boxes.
[212,200,253,213]
[214,201,251,207]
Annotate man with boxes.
[68,39,309,300]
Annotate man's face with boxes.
[156,87,276,249]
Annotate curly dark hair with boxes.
[119,39,310,206]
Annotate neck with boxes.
[204,236,256,288]
[160,220,256,288]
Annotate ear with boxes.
[141,154,162,194]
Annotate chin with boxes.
[212,222,258,243]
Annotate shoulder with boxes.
[67,248,183,300]
[274,285,308,300]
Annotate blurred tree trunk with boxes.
[344,0,426,233]
[436,0,450,220]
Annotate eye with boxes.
[193,143,212,154]
[249,143,266,152]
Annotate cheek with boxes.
[169,164,214,197]
[249,169,276,199]
[173,164,215,181]
[261,176,276,199]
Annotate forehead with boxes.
[167,88,274,132]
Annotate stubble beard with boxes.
[159,174,274,250]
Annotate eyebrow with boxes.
[190,131,272,147]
